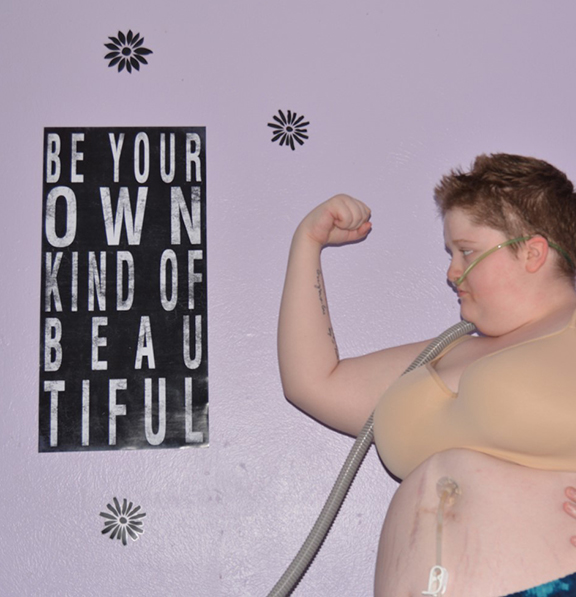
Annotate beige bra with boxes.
[373,310,576,480]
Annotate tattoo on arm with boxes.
[328,327,339,359]
[315,269,339,358]
[314,269,327,315]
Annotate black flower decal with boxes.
[267,110,309,150]
[100,497,146,545]
[104,30,153,73]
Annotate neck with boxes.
[512,279,576,333]
[532,275,576,313]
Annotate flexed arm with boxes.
[278,195,430,435]
[278,195,371,431]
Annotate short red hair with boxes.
[434,153,576,279]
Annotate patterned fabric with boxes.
[503,571,576,596]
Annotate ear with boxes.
[524,236,549,273]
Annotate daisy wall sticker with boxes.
[267,110,310,150]
[104,30,153,73]
[100,498,146,545]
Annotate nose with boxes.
[446,258,462,287]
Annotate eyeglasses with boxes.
[454,235,574,286]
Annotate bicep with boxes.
[288,338,433,436]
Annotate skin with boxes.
[443,207,576,547]
[278,194,576,556]
[278,194,432,436]
[564,487,576,547]
[443,208,572,337]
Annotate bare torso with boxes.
[375,448,575,596]
[375,307,576,596]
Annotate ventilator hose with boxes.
[267,319,476,597]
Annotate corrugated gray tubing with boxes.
[267,319,476,597]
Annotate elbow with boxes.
[279,371,312,412]
[279,376,304,409]
[279,375,327,423]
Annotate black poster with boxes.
[39,127,208,451]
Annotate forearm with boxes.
[278,226,340,407]
[277,194,375,430]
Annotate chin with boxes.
[459,302,474,323]
[459,306,485,334]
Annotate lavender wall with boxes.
[2,1,576,595]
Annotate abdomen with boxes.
[375,448,576,596]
